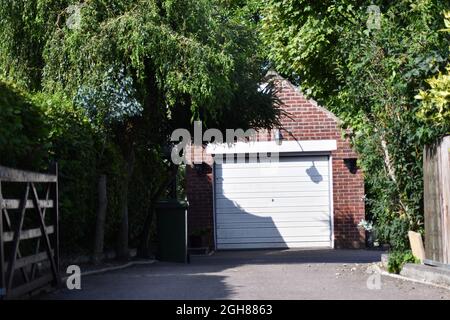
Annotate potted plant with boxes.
[358,219,377,248]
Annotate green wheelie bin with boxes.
[155,200,189,263]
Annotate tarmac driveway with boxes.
[44,249,450,300]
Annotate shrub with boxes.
[416,11,450,134]
[0,81,49,170]
[32,92,100,253]
[0,85,170,255]
[387,250,419,274]
[375,216,411,252]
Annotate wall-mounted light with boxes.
[274,129,283,146]
[344,158,358,174]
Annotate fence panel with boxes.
[424,136,450,266]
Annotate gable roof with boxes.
[265,70,341,124]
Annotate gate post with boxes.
[0,180,5,299]
[51,162,61,284]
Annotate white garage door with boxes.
[214,156,332,249]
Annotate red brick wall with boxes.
[185,146,215,248]
[186,77,365,249]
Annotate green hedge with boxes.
[1,82,162,255]
[0,81,49,170]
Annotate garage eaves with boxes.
[205,140,337,155]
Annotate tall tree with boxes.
[0,0,280,257]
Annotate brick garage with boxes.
[186,75,365,249]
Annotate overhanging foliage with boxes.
[260,0,450,250]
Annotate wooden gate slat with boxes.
[8,274,54,299]
[6,183,30,292]
[1,164,60,299]
[5,250,54,271]
[0,166,57,183]
[1,199,54,210]
[30,184,52,280]
[2,208,30,284]
[3,226,55,242]
[30,184,61,288]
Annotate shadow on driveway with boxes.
[191,248,384,266]
[43,249,386,300]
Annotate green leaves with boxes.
[260,0,450,250]
[0,0,280,255]
[74,65,143,129]
[442,10,450,31]
[0,81,50,169]
[416,66,450,126]
[388,250,419,274]
[416,12,450,132]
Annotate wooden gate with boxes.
[0,165,61,299]
[423,135,450,266]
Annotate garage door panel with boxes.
[219,176,329,184]
[218,156,328,167]
[218,241,330,249]
[215,190,329,200]
[217,220,330,229]
[217,163,329,172]
[216,206,329,215]
[217,235,331,244]
[217,213,330,224]
[215,155,332,249]
[217,226,330,239]
[216,167,328,179]
[217,183,328,194]
[218,161,328,167]
[216,197,329,209]
[217,182,328,193]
